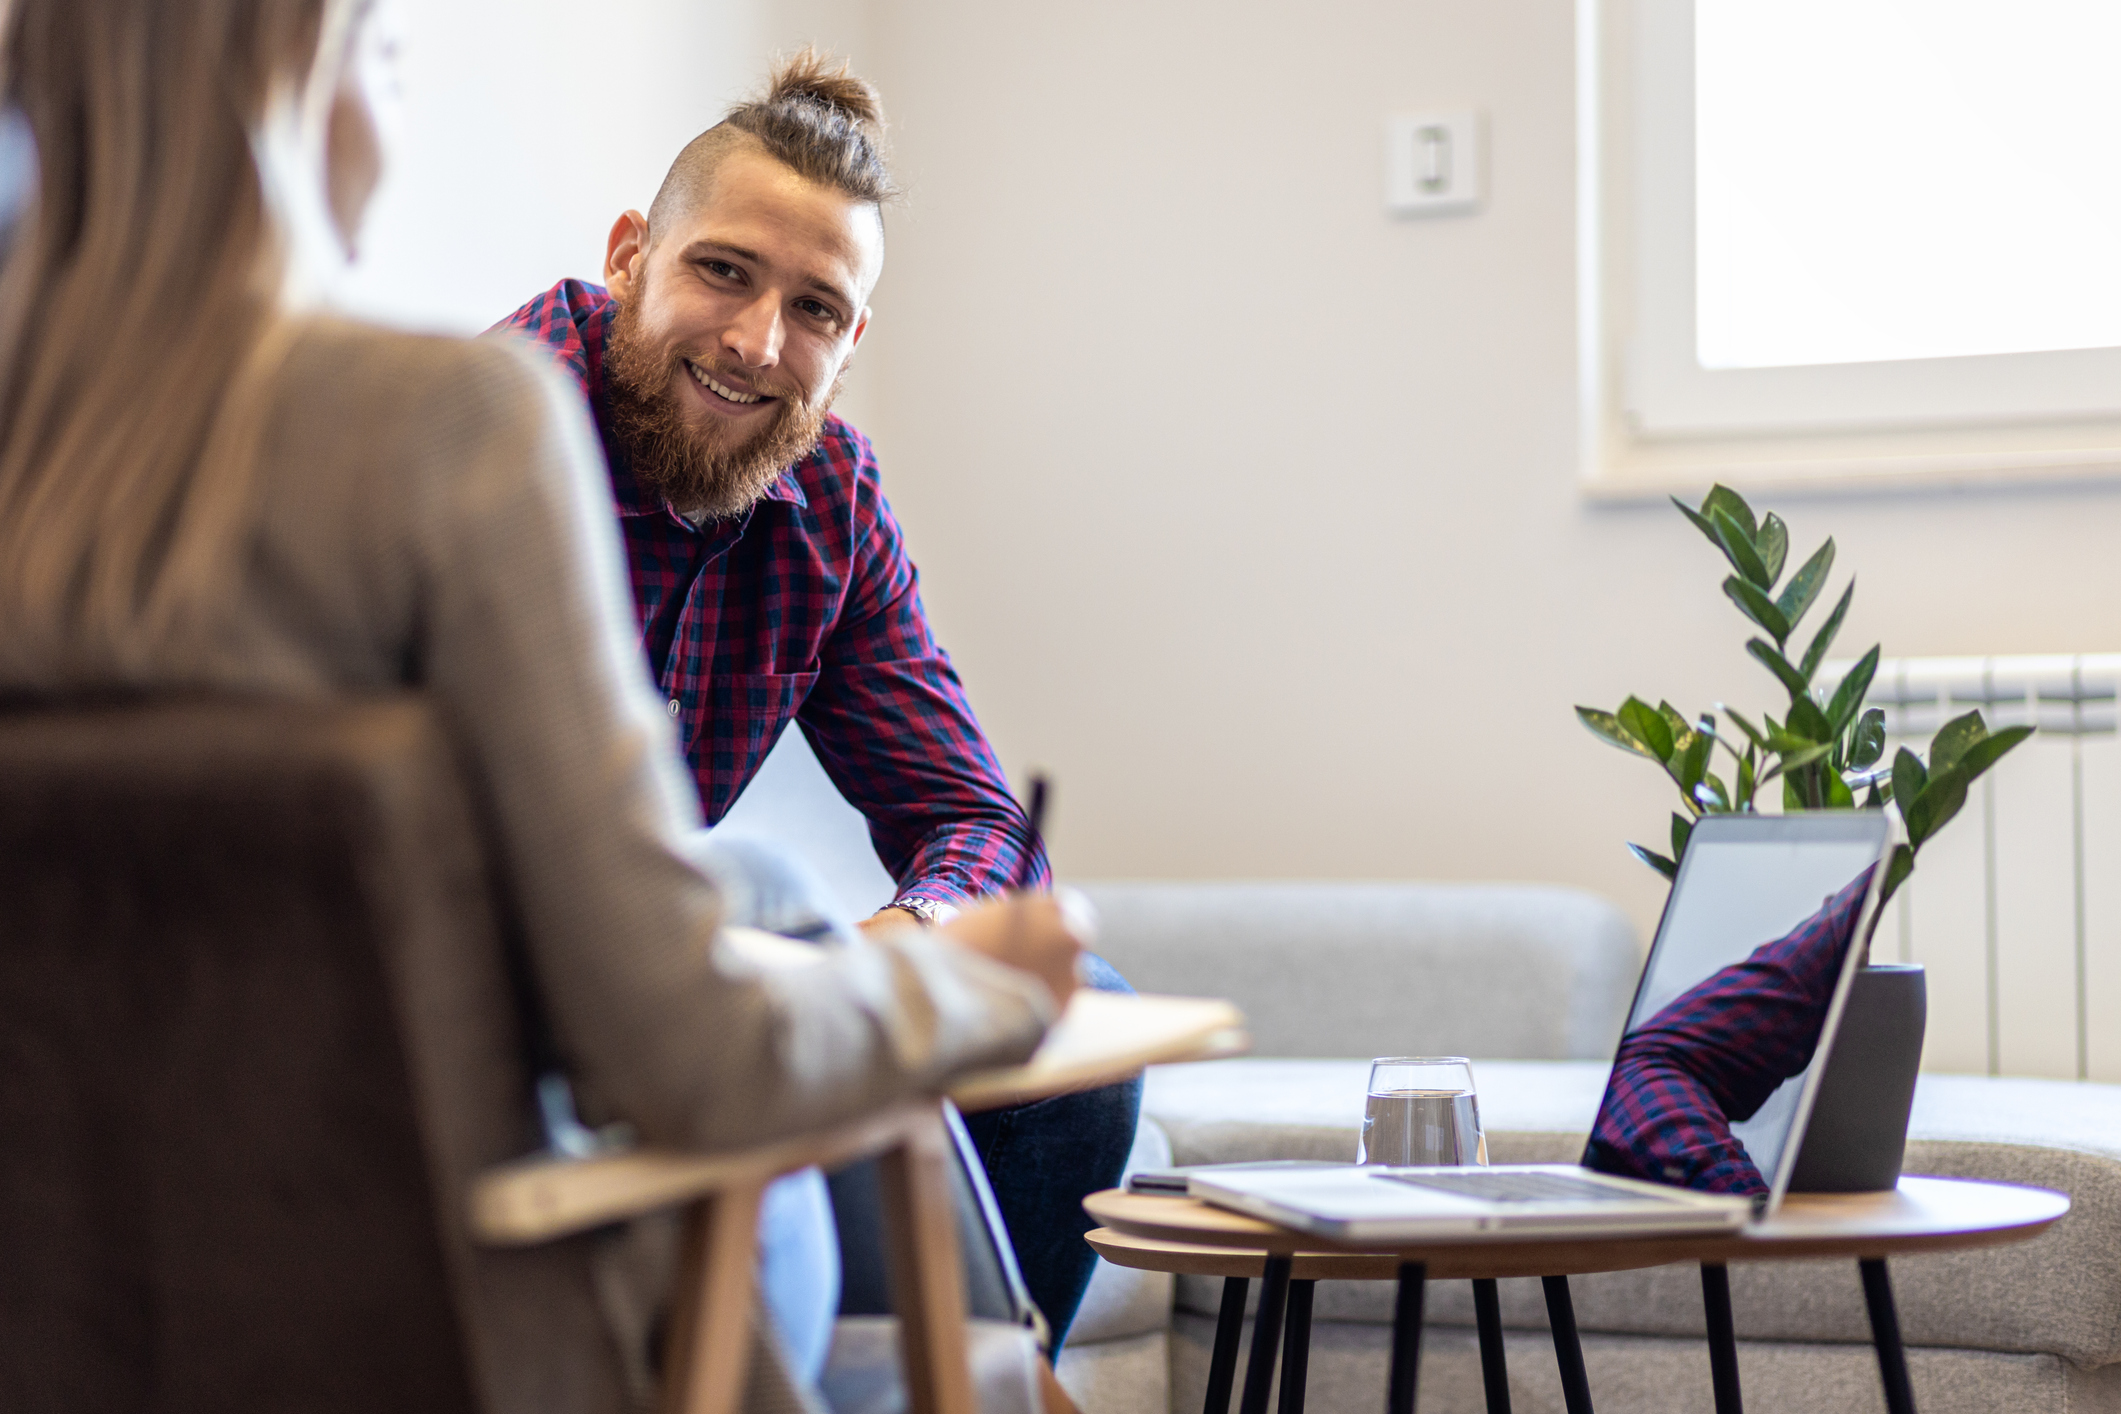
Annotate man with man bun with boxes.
[495,52,1136,1344]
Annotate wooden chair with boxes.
[475,1102,979,1414]
[0,695,1244,1414]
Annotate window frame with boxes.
[1580,0,2121,497]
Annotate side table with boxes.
[1085,1177,2069,1414]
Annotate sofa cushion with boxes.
[822,1317,1043,1414]
[1079,883,1638,1060]
[1145,1059,2121,1367]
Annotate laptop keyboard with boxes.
[1377,1170,1683,1205]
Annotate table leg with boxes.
[1236,1257,1291,1414]
[1541,1275,1595,1414]
[1203,1277,1251,1414]
[1699,1263,1743,1414]
[1472,1278,1511,1414]
[1388,1261,1428,1414]
[1859,1258,1918,1414]
[1278,1280,1315,1414]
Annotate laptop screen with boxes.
[1580,813,1891,1203]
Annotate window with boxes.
[1584,0,2121,490]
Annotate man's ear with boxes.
[604,210,650,299]
[846,307,872,358]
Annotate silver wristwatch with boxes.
[889,895,962,928]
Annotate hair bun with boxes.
[766,48,884,133]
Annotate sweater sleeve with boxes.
[403,340,1053,1151]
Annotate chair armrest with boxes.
[472,993,1249,1244]
[471,1101,938,1246]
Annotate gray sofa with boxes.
[1051,881,2121,1414]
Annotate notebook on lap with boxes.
[1191,812,1893,1242]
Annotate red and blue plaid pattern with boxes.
[494,280,1045,907]
[1583,866,1876,1195]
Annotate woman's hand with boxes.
[939,892,1083,1010]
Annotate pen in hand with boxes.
[1015,773,1048,892]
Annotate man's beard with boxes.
[604,292,840,520]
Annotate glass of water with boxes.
[1358,1057,1487,1166]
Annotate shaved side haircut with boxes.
[646,48,899,241]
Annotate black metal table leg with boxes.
[1278,1279,1316,1414]
[1699,1263,1743,1414]
[1472,1278,1512,1414]
[1203,1276,1250,1414]
[1236,1257,1292,1414]
[1541,1275,1595,1414]
[1860,1258,1918,1414]
[1388,1262,1428,1414]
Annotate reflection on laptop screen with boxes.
[1580,814,1889,1198]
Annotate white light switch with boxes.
[1386,112,1481,215]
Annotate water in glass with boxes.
[1358,1057,1486,1166]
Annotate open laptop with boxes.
[1190,812,1893,1242]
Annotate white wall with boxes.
[340,0,766,334]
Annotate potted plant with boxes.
[1575,486,2032,1189]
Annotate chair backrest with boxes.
[1077,880,1641,1060]
[0,697,569,1414]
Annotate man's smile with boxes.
[685,358,776,412]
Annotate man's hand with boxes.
[938,893,1082,1010]
[856,906,924,937]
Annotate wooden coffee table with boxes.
[1084,1177,2068,1414]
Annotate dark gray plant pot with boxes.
[1789,963,1927,1192]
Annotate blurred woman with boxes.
[0,2,1080,1409]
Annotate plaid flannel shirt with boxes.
[1583,866,1876,1196]
[493,279,1044,909]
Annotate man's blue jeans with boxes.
[957,954,1141,1349]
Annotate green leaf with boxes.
[1619,696,1676,762]
[1824,769,1855,808]
[1701,484,1758,543]
[1576,707,1664,760]
[1760,741,1834,782]
[1891,747,1927,814]
[1952,725,2035,784]
[1736,751,1757,805]
[1848,708,1887,769]
[1671,813,1694,863]
[1694,773,1731,811]
[1827,645,1881,734]
[1755,513,1789,586]
[1678,729,1714,797]
[1774,539,1836,631]
[1671,497,1729,556]
[1879,843,1915,907]
[1719,706,1770,753]
[1799,580,1855,681]
[1787,696,1833,744]
[1784,776,1805,811]
[1711,509,1772,588]
[1723,576,1792,644]
[1629,842,1678,881]
[1747,638,1812,700]
[1905,770,1968,848]
[1930,710,1989,776]
[1657,701,1692,744]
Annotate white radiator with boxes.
[1814,654,2120,1080]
